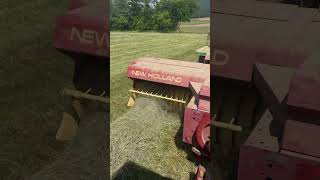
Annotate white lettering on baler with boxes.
[131,70,182,83]
[132,70,147,77]
[70,28,108,47]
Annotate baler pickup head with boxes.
[126,57,209,111]
[126,56,211,178]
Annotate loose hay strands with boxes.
[29,111,108,180]
[110,97,195,179]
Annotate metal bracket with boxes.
[62,88,109,104]
[211,116,243,132]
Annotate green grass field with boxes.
[181,18,210,26]
[179,17,210,34]
[110,22,208,178]
[0,0,73,179]
[180,26,210,34]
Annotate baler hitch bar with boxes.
[62,88,109,104]
[212,116,242,132]
[56,88,109,141]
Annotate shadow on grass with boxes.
[112,161,172,180]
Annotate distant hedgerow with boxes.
[111,0,198,32]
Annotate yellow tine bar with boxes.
[129,89,186,104]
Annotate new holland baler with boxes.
[124,32,211,178]
[127,57,211,160]
[210,1,320,180]
[53,0,109,140]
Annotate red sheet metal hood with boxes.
[211,1,320,81]
[53,0,109,58]
[127,57,210,88]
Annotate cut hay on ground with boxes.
[111,97,195,179]
[29,109,109,180]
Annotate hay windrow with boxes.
[111,97,195,179]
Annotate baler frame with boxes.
[53,0,109,141]
[210,1,320,179]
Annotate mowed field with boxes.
[0,0,73,179]
[110,19,209,179]
[179,17,210,34]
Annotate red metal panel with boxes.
[212,2,320,180]
[238,145,320,180]
[183,98,199,144]
[199,78,210,97]
[198,98,210,112]
[188,80,210,112]
[195,113,210,150]
[182,98,210,145]
[54,1,109,57]
[189,81,202,99]
[287,66,320,112]
[127,57,209,88]
[212,43,307,82]
[212,0,299,21]
[211,1,316,80]
[281,120,320,158]
[211,42,254,82]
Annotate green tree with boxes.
[155,0,197,31]
[111,0,198,32]
[111,0,130,30]
[154,11,175,32]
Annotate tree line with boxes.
[111,0,198,32]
